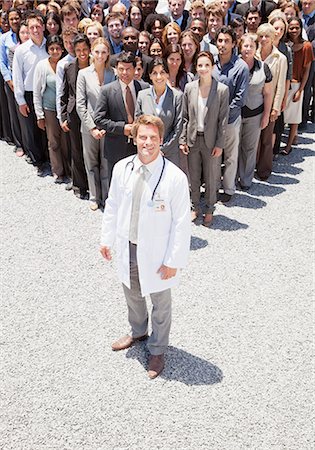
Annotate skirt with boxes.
[283,82,304,124]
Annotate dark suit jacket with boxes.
[235,0,276,22]
[94,79,149,163]
[109,52,153,82]
[80,0,106,18]
[60,59,80,124]
[226,11,242,25]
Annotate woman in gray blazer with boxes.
[179,51,229,226]
[135,57,183,167]
[76,37,115,210]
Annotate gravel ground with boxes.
[1,125,314,450]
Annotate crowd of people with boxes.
[0,0,314,223]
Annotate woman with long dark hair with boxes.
[135,57,183,166]
[164,43,193,92]
[34,34,70,183]
[281,17,314,154]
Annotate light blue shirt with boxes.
[0,29,18,81]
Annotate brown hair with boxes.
[196,50,214,65]
[161,22,181,47]
[206,2,225,19]
[61,2,80,22]
[132,114,164,140]
[105,11,124,26]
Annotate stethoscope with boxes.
[124,155,166,205]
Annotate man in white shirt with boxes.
[12,11,48,173]
[100,114,191,379]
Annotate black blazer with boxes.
[94,79,149,163]
[60,59,80,123]
[235,0,276,22]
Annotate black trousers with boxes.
[302,64,315,124]
[4,82,24,149]
[68,111,88,193]
[0,73,13,142]
[20,91,48,166]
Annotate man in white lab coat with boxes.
[100,114,191,379]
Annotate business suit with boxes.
[235,0,276,22]
[94,78,149,181]
[61,59,88,194]
[165,10,190,31]
[76,64,116,205]
[109,52,153,82]
[135,85,183,166]
[179,78,229,213]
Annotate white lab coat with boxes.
[101,153,191,296]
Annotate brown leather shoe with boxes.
[111,334,148,351]
[148,354,165,379]
[203,213,213,226]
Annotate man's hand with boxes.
[100,246,112,261]
[19,103,30,117]
[124,124,133,136]
[157,265,177,280]
[180,144,189,155]
[37,119,45,130]
[61,120,70,132]
[6,80,14,91]
[90,128,106,140]
[211,146,222,157]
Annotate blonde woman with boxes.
[256,23,287,181]
[76,37,115,210]
[85,21,104,45]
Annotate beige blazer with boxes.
[179,78,230,150]
[256,45,287,115]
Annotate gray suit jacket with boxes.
[135,85,183,164]
[179,78,230,150]
[94,78,149,163]
[76,64,115,134]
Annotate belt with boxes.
[197,131,204,136]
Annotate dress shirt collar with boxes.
[173,15,183,27]
[29,36,46,49]
[303,9,315,23]
[133,153,162,176]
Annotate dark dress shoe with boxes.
[111,334,148,351]
[148,354,165,379]
[219,193,232,203]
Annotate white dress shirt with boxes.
[12,37,48,105]
[150,86,167,116]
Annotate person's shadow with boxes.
[126,344,223,385]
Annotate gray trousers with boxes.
[122,243,172,356]
[238,114,262,188]
[81,132,108,205]
[188,134,221,213]
[222,116,241,195]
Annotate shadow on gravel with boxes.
[190,236,208,250]
[126,345,223,385]
[266,173,299,185]
[272,163,303,176]
[250,182,285,197]
[209,214,248,231]
[224,192,266,210]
